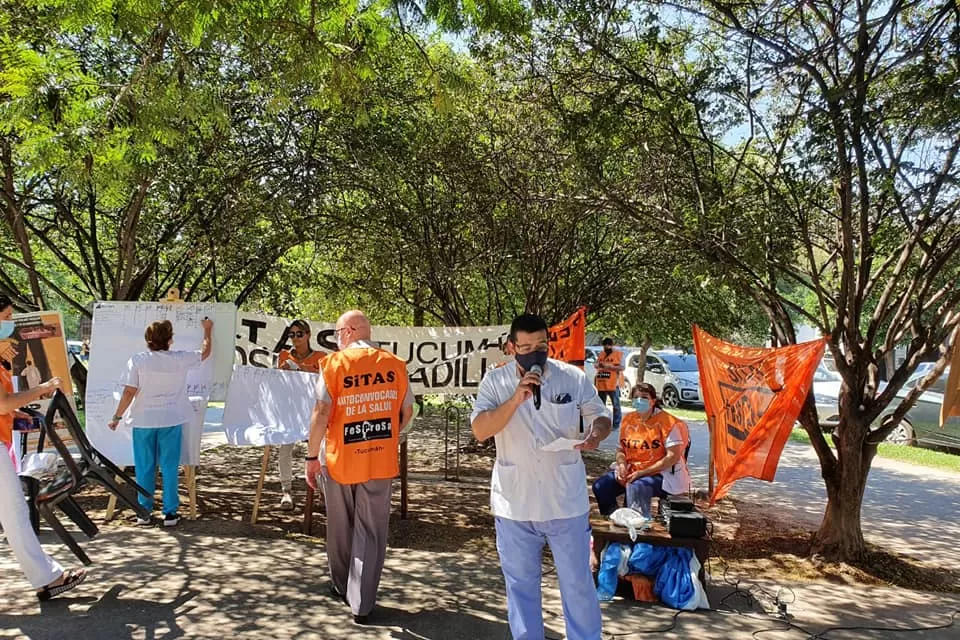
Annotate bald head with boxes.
[336,310,372,342]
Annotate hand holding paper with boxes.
[541,425,596,452]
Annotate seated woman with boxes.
[592,383,690,517]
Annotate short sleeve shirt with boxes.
[661,420,691,495]
[121,350,202,428]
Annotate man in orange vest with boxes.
[595,337,624,430]
[304,310,415,625]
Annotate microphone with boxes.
[530,364,543,410]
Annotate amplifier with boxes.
[665,511,708,538]
[665,495,695,513]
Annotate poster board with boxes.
[8,311,77,466]
[234,312,510,394]
[221,365,319,446]
[8,310,75,407]
[86,301,237,466]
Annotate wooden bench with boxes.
[590,511,710,589]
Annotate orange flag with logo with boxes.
[693,325,826,504]
[941,326,960,427]
[549,307,587,367]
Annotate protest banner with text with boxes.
[694,325,826,504]
[234,313,510,395]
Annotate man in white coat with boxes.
[471,313,612,640]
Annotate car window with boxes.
[646,356,660,370]
[929,375,948,395]
[628,354,641,367]
[659,354,699,372]
[585,350,597,364]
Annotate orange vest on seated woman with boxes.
[322,347,409,485]
[619,410,683,475]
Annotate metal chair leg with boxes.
[39,505,92,566]
[58,497,99,539]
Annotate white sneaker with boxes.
[280,492,294,510]
[136,516,152,526]
[163,513,180,527]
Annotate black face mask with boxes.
[516,349,548,372]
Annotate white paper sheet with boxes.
[540,436,586,452]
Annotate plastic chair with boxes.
[41,390,152,521]
[19,405,98,565]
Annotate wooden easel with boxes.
[104,288,199,521]
[250,444,273,524]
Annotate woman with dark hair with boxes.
[592,382,691,517]
[108,317,213,527]
[275,319,324,510]
[0,294,86,599]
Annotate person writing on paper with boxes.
[471,313,612,640]
[304,310,415,625]
[592,383,690,518]
[0,294,86,600]
[276,319,325,510]
[108,318,213,527]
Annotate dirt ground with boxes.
[76,409,959,594]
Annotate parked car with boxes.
[640,351,702,408]
[813,363,843,428]
[876,368,960,450]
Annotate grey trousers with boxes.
[321,474,393,616]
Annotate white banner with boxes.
[222,365,318,446]
[234,312,510,395]
[86,301,237,466]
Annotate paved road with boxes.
[600,415,960,566]
[3,527,959,639]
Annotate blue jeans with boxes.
[495,514,601,640]
[597,391,621,430]
[133,425,182,515]
[592,470,663,517]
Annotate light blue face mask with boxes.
[0,320,14,340]
[632,398,651,413]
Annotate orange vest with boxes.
[595,349,623,392]
[323,347,409,485]
[278,349,325,374]
[0,367,12,447]
[619,410,679,474]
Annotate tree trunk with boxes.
[1,140,45,308]
[811,416,874,562]
[636,335,653,383]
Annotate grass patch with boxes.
[670,407,707,422]
[790,428,960,473]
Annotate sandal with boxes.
[36,568,86,601]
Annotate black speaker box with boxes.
[666,511,708,538]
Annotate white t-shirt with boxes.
[470,358,611,522]
[661,422,691,495]
[120,350,202,428]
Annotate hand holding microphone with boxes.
[529,364,543,410]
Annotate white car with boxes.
[639,351,702,408]
[813,364,843,428]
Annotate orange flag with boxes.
[693,325,826,504]
[941,326,960,427]
[549,307,587,367]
